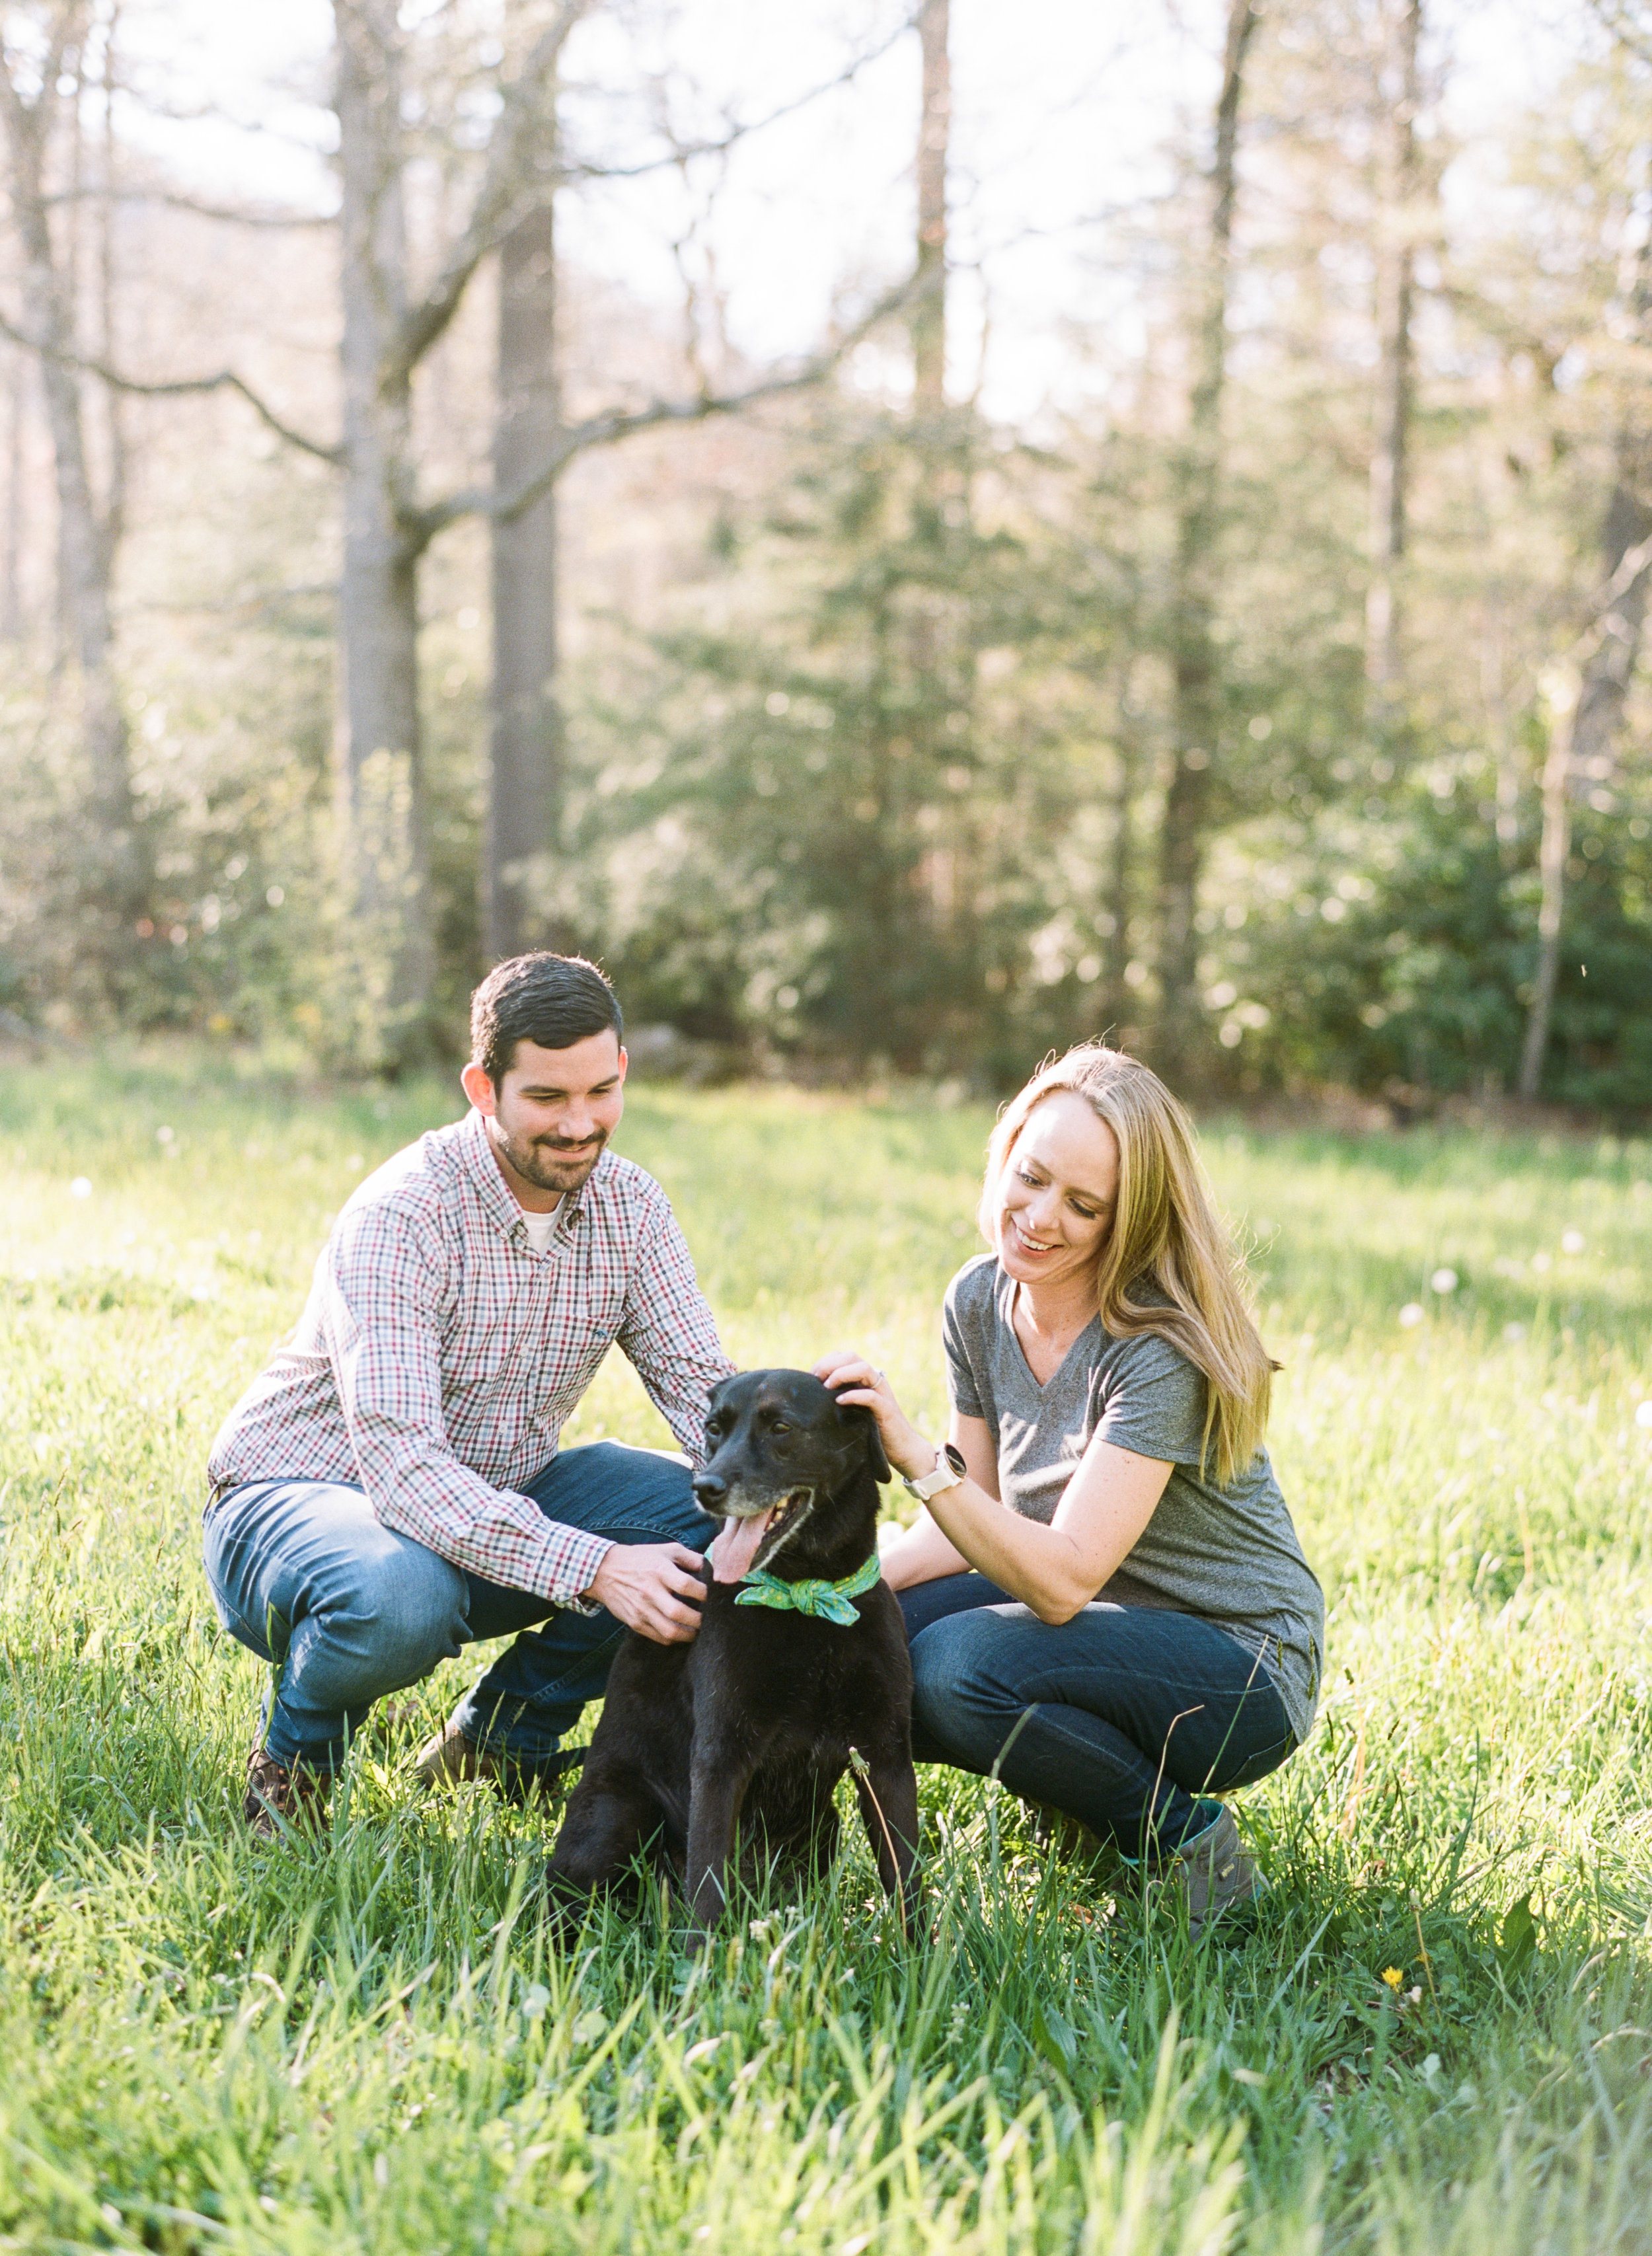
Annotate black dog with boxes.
[546,1371,920,1940]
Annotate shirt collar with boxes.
[459,1110,525,1238]
[457,1109,607,1241]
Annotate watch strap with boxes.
[904,1444,966,1503]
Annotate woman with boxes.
[817,1045,1322,1929]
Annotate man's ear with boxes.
[835,1399,892,1485]
[461,1061,497,1117]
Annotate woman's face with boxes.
[994,1091,1120,1295]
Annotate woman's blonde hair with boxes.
[977,1045,1275,1483]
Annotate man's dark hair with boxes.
[470,954,624,1086]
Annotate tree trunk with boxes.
[0,8,144,946]
[1480,611,1520,866]
[487,201,561,964]
[1099,665,1142,1041]
[913,0,949,425]
[1365,0,1421,723]
[1517,227,1652,1101]
[1517,511,1652,1101]
[1153,0,1258,1084]
[893,0,965,1059]
[334,0,433,1067]
[3,349,26,642]
[1518,689,1575,1104]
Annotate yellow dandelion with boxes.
[1380,1967,1405,1989]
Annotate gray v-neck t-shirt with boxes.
[942,1256,1324,1743]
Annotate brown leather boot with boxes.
[412,1720,579,1807]
[244,1747,332,1839]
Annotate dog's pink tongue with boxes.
[710,1511,770,1584]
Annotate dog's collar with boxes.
[733,1550,881,1626]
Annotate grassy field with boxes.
[2,1048,1651,2254]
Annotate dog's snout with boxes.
[693,1470,728,1507]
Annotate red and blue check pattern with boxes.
[207,1111,734,1603]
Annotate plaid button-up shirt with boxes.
[207,1110,734,1604]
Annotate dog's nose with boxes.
[693,1472,727,1507]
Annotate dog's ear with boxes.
[835,1399,893,1485]
[704,1374,735,1439]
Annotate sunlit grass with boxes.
[1,1049,1650,2251]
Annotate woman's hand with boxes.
[812,1349,935,1484]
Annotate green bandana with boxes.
[733,1549,882,1627]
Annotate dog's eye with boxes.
[767,1419,792,1437]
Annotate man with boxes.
[203,952,732,1834]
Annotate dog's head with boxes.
[693,1369,891,1580]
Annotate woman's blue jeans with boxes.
[202,1443,716,1774]
[899,1575,1297,1860]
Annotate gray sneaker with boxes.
[1162,1806,1257,1934]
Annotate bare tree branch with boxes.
[44,183,336,226]
[1585,527,1652,626]
[556,7,918,186]
[390,0,591,387]
[0,304,343,461]
[130,579,337,622]
[1586,0,1652,65]
[108,86,334,153]
[391,2,919,385]
[1435,280,1565,389]
[404,270,924,554]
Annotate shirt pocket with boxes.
[520,1263,623,1418]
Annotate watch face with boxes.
[943,1443,967,1477]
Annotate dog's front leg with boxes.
[683,1748,757,1947]
[852,1748,923,1936]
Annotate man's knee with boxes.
[330,1532,469,1678]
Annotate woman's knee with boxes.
[910,1609,1030,1758]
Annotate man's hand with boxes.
[585,1542,706,1644]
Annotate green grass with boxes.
[2,1047,1651,2253]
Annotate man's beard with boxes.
[496,1124,609,1195]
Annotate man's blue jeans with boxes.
[203,1443,716,1774]
[899,1575,1298,1860]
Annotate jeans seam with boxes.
[940,1673,1289,1717]
[1213,1729,1297,1789]
[926,1696,1289,1791]
[942,1700,1168,1771]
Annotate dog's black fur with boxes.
[546,1370,920,1939]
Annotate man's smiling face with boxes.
[461,1030,627,1207]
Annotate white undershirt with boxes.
[518,1199,561,1255]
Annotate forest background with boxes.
[2,0,1650,1108]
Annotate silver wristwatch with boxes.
[903,1443,967,1503]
